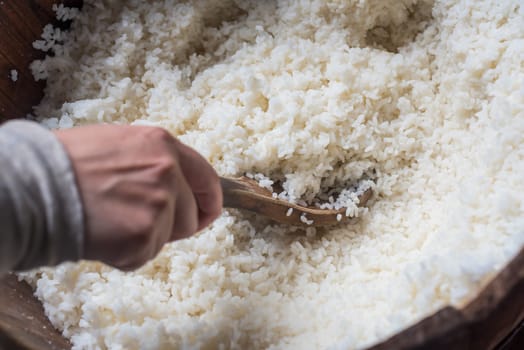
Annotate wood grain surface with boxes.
[0,0,82,121]
[0,274,70,350]
[0,1,523,350]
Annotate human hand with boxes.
[54,125,222,270]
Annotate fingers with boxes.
[174,140,223,231]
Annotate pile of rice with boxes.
[22,0,524,349]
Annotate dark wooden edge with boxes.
[0,274,71,350]
[368,245,524,350]
[0,0,83,121]
[463,245,524,349]
[497,320,524,349]
[367,307,469,350]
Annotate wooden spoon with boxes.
[220,176,372,226]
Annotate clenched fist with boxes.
[54,125,222,270]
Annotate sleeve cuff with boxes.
[1,120,84,269]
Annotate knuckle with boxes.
[155,154,177,180]
[144,126,173,143]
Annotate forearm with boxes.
[0,120,84,273]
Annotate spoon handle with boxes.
[220,176,267,210]
[220,177,243,209]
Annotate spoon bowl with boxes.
[220,176,372,226]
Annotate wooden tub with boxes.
[0,1,523,349]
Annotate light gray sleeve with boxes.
[0,120,84,273]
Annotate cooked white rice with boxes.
[9,69,18,82]
[22,0,524,349]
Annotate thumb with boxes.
[174,140,223,230]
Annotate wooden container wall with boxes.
[1,1,62,119]
[0,1,523,349]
